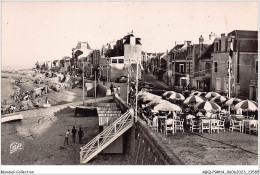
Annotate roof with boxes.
[123,37,141,45]
[200,44,214,59]
[160,52,167,59]
[169,44,185,53]
[228,30,258,39]
[173,44,185,50]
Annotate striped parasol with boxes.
[205,92,221,99]
[139,93,161,104]
[162,91,176,99]
[153,101,182,112]
[224,98,242,106]
[194,101,221,112]
[190,91,202,96]
[234,100,258,111]
[184,95,205,105]
[167,93,185,101]
[198,92,207,97]
[146,99,166,108]
[210,96,227,103]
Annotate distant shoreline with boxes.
[2,65,33,72]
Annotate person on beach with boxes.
[78,128,84,144]
[64,129,70,145]
[72,126,77,144]
[45,97,49,104]
[35,99,39,109]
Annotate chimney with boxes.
[175,41,178,46]
[199,35,204,57]
[199,35,204,43]
[220,33,226,52]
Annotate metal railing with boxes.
[80,110,133,163]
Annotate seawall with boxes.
[113,94,184,165]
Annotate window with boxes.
[118,59,124,64]
[112,59,117,63]
[256,60,258,74]
[215,42,219,52]
[179,64,184,73]
[214,61,218,72]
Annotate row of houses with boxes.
[35,31,142,82]
[142,30,258,101]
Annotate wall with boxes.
[85,82,95,97]
[124,119,183,165]
[124,44,142,65]
[97,84,107,97]
[238,53,258,93]
[113,95,183,165]
[211,52,230,93]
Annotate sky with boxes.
[1,1,258,69]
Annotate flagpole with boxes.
[228,39,233,114]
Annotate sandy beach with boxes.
[1,97,130,165]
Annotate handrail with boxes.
[81,110,130,150]
[80,110,133,163]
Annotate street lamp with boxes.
[82,61,85,106]
[106,57,110,84]
[95,67,100,98]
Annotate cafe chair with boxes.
[174,120,184,132]
[201,119,211,133]
[210,119,220,134]
[218,120,225,132]
[190,119,201,133]
[229,120,242,132]
[245,120,258,135]
[164,119,174,135]
[150,116,159,132]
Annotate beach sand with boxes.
[1,98,130,165]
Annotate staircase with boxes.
[80,110,134,164]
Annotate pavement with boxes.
[142,72,183,93]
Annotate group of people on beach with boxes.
[64,126,84,145]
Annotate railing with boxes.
[80,110,133,164]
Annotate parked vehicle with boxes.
[115,76,128,83]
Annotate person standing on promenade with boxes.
[78,128,84,144]
[117,86,120,96]
[72,126,77,144]
[64,129,70,145]
[110,83,114,95]
[113,86,117,94]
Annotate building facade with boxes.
[211,30,258,100]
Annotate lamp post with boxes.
[82,62,85,106]
[95,67,100,98]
